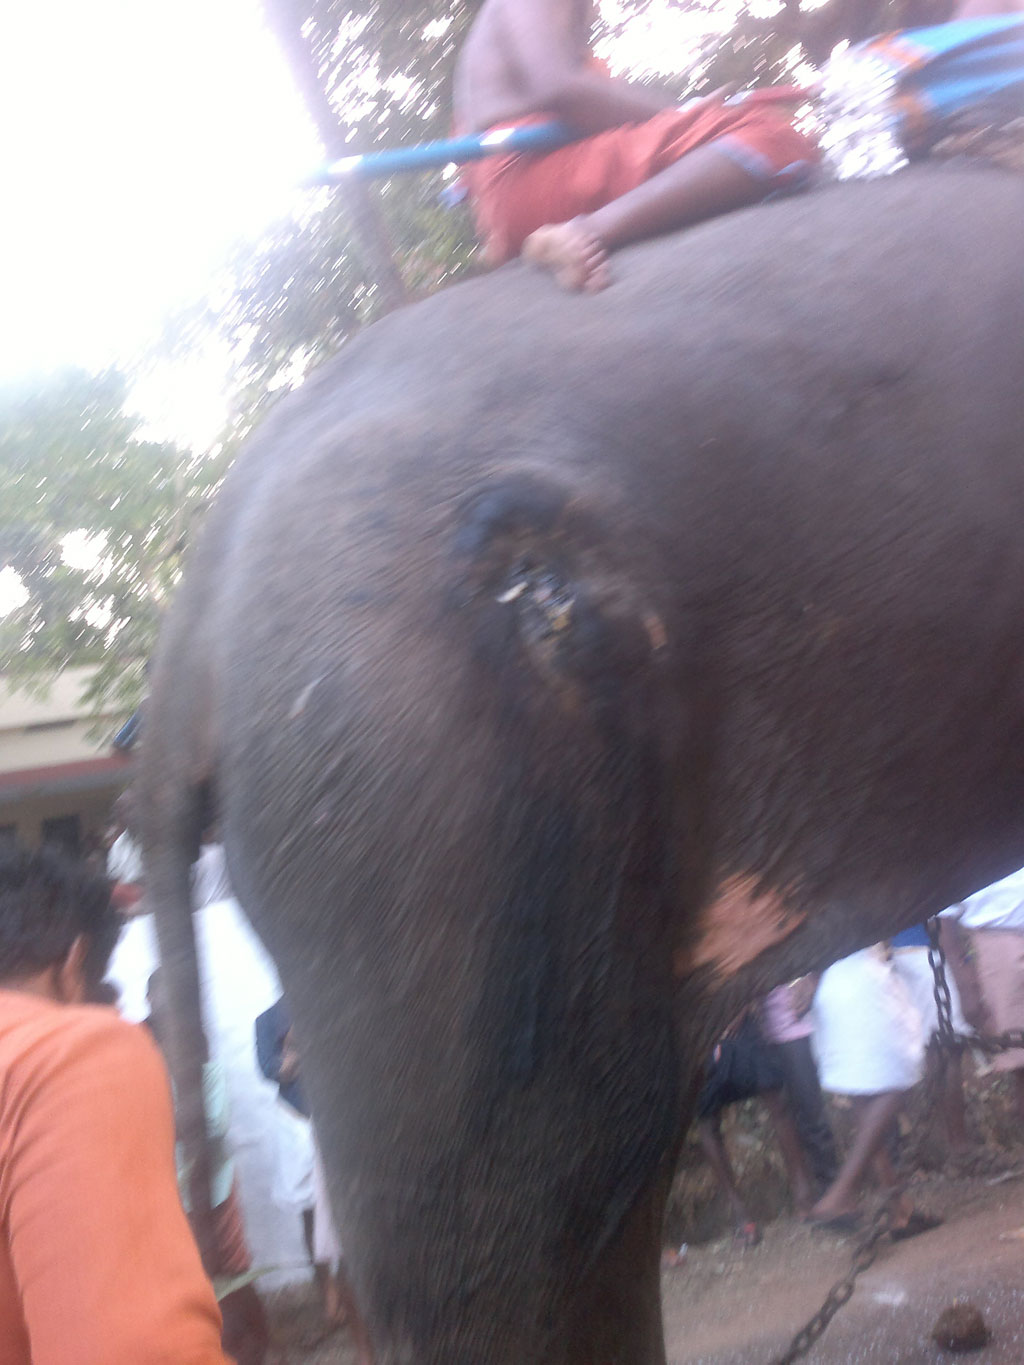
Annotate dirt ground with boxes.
[265,1163,1024,1364]
[662,1165,1024,1363]
[263,1281,358,1365]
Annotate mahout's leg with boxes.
[930,1041,970,1155]
[523,145,774,293]
[775,1037,839,1193]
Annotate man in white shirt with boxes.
[105,839,310,1282]
[106,792,144,913]
[942,863,1024,1124]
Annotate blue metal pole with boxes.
[302,87,812,185]
[305,120,578,185]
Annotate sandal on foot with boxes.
[804,1212,862,1235]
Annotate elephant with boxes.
[139,162,1024,1365]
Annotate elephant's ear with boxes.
[447,469,687,1109]
[449,470,670,717]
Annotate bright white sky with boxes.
[0,0,319,407]
[0,0,807,617]
[0,0,802,448]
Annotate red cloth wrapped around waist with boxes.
[463,98,819,264]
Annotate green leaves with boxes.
[0,370,227,721]
[218,1,485,403]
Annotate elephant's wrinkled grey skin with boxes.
[140,164,1024,1365]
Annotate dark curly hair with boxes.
[0,841,121,992]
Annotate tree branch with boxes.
[261,0,410,314]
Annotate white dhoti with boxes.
[106,895,310,1284]
[273,1101,316,1214]
[812,946,925,1094]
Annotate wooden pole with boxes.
[262,0,410,314]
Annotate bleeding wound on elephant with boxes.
[453,476,668,706]
[497,560,575,640]
[452,473,570,568]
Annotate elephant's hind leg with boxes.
[567,1170,671,1365]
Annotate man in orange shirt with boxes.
[0,842,230,1365]
[453,0,818,290]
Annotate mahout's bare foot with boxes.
[522,219,610,292]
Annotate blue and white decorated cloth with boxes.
[821,14,1024,178]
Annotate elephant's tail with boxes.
[136,644,220,1271]
[142,774,219,1268]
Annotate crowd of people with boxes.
[103,804,372,1365]
[3,791,1024,1361]
[0,803,374,1365]
[669,867,1024,1260]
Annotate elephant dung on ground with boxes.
[140,163,1024,1365]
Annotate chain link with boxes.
[772,920,1023,1363]
[928,916,957,1045]
[772,1194,897,1363]
[927,915,1024,1055]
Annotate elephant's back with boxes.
[211,163,1024,872]
[215,162,1024,647]
[293,162,1024,416]
[226,162,1024,517]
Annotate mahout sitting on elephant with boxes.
[456,0,1024,291]
[140,163,1024,1364]
[455,0,816,292]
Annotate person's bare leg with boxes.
[304,1208,346,1325]
[318,1263,345,1325]
[522,142,774,293]
[697,1115,760,1244]
[219,1285,270,1365]
[867,1135,915,1227]
[763,1091,815,1215]
[809,1091,906,1220]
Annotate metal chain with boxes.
[927,916,1024,1056]
[971,1027,1024,1054]
[927,916,957,1045]
[772,918,1024,1363]
[772,1194,898,1364]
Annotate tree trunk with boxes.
[261,0,409,314]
